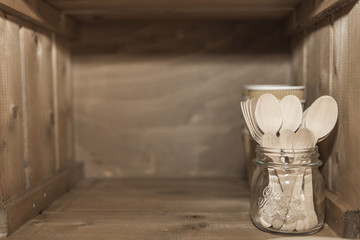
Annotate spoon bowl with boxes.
[255,93,283,134]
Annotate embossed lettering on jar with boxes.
[250,146,325,234]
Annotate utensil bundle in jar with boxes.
[241,93,338,232]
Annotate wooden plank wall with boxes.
[0,11,74,203]
[21,25,56,187]
[0,12,25,202]
[52,36,74,171]
[291,0,360,215]
[72,21,291,179]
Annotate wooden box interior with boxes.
[0,0,359,238]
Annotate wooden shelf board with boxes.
[6,179,338,239]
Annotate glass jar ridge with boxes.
[250,146,325,234]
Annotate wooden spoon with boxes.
[279,95,302,133]
[249,98,263,139]
[241,100,261,144]
[304,96,338,141]
[255,93,283,134]
[283,128,317,231]
[259,132,282,227]
[279,129,295,151]
[246,99,262,142]
[300,108,309,128]
[292,128,316,150]
[261,132,281,150]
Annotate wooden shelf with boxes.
[45,0,303,23]
[6,179,337,239]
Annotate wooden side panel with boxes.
[291,3,360,237]
[293,4,360,208]
[285,0,358,34]
[72,22,291,178]
[331,3,360,209]
[0,163,83,237]
[0,0,79,38]
[21,25,56,187]
[52,36,73,171]
[0,12,25,202]
[303,24,331,106]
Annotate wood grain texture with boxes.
[331,2,360,209]
[7,179,338,239]
[21,25,56,187]
[325,190,360,238]
[46,0,302,22]
[52,35,74,171]
[0,0,79,38]
[47,179,250,213]
[0,163,83,237]
[0,12,26,202]
[285,0,358,34]
[72,22,291,178]
[291,2,360,238]
[303,24,331,105]
[290,31,306,86]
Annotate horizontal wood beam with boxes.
[0,0,79,39]
[325,190,360,238]
[285,0,358,34]
[0,162,84,237]
[46,0,301,11]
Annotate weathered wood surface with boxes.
[285,0,358,34]
[52,35,74,171]
[21,25,56,187]
[0,0,79,38]
[47,179,250,213]
[291,2,360,238]
[0,163,83,237]
[331,2,360,210]
[0,12,26,202]
[46,0,302,23]
[6,179,338,239]
[325,190,360,239]
[72,22,291,178]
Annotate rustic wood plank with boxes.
[6,179,338,239]
[20,25,56,187]
[47,0,302,10]
[71,10,292,23]
[0,12,26,202]
[47,179,250,213]
[0,0,79,38]
[285,0,358,34]
[291,3,360,238]
[72,22,291,178]
[0,163,83,237]
[46,0,302,22]
[8,212,339,240]
[52,35,73,171]
[331,2,360,210]
[325,190,360,239]
[303,24,331,105]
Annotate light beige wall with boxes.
[73,21,291,178]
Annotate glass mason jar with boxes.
[250,146,325,234]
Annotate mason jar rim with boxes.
[254,145,322,167]
[257,145,318,154]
